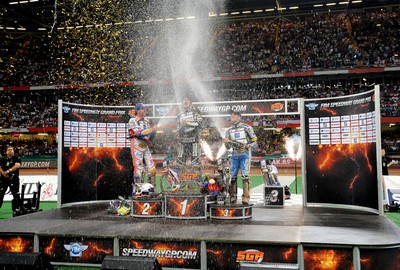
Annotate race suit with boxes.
[177,107,203,165]
[225,122,258,204]
[128,117,156,187]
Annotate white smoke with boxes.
[285,134,302,160]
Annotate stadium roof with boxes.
[0,0,397,39]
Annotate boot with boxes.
[229,177,237,204]
[148,174,156,188]
[242,176,250,205]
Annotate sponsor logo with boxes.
[305,103,319,110]
[64,243,89,257]
[236,249,264,263]
[180,173,199,180]
[271,103,284,112]
[156,107,169,115]
[121,248,197,259]
[62,106,71,113]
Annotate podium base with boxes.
[209,204,253,220]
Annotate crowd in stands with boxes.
[0,137,57,157]
[0,7,399,157]
[1,8,399,86]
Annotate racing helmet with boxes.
[136,183,155,196]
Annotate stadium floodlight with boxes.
[339,1,349,4]
[9,1,19,4]
[242,11,251,14]
[289,6,299,9]
[187,16,195,19]
[326,3,336,6]
[277,7,287,10]
[219,13,229,16]
[254,10,263,13]
[230,12,240,15]
[314,4,324,7]
[265,8,275,11]
[20,0,28,3]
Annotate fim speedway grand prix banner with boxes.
[58,98,299,205]
[302,87,382,213]
[59,102,134,205]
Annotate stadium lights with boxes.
[326,3,336,6]
[265,8,275,12]
[352,0,362,3]
[38,27,46,30]
[230,12,240,15]
[187,16,195,19]
[17,27,26,30]
[242,11,251,14]
[277,7,287,11]
[165,18,174,21]
[314,4,324,7]
[289,6,299,9]
[339,1,349,4]
[219,13,229,16]
[254,10,263,13]
[154,19,163,22]
[9,0,38,3]
[176,17,184,20]
[134,20,143,23]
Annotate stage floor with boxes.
[1,202,399,247]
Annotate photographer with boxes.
[0,146,21,209]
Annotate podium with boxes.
[209,204,252,220]
[165,193,207,219]
[131,197,164,218]
[263,186,285,207]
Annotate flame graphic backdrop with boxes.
[304,90,379,210]
[61,102,133,204]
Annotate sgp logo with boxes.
[236,249,264,263]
